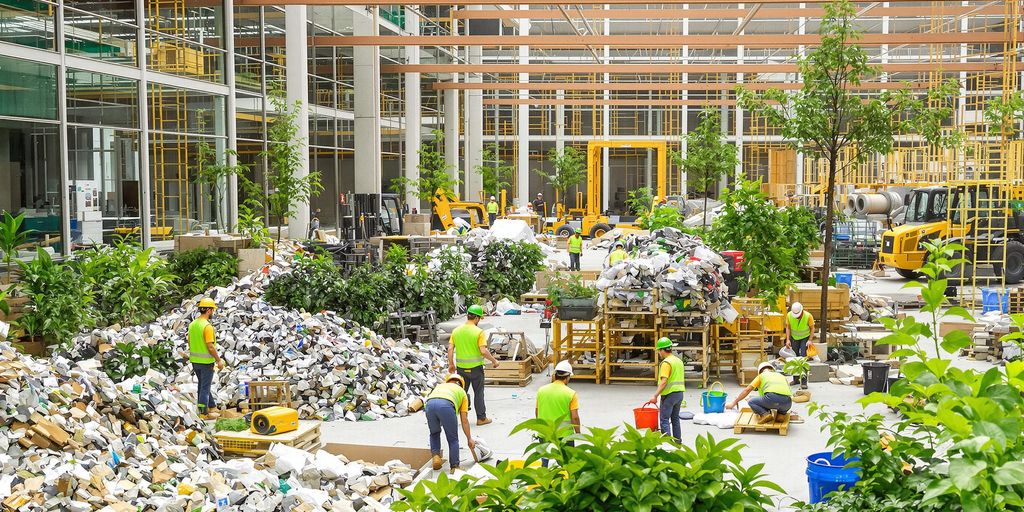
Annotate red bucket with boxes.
[633,403,660,431]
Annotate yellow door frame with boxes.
[586,140,668,216]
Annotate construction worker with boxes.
[448,304,501,426]
[536,360,581,441]
[567,228,583,271]
[532,193,546,216]
[785,302,814,389]
[425,374,476,473]
[607,241,629,267]
[647,337,685,441]
[188,298,225,418]
[726,362,793,424]
[486,195,500,226]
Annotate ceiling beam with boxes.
[382,62,1011,73]
[433,81,931,91]
[235,0,968,5]
[483,99,738,106]
[449,6,1004,19]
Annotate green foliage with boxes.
[705,179,800,304]
[264,254,344,314]
[263,91,324,246]
[396,419,782,512]
[194,141,251,233]
[546,272,597,307]
[985,90,1024,140]
[16,249,93,349]
[779,205,821,266]
[474,240,545,299]
[534,146,587,211]
[640,206,684,231]
[671,107,738,227]
[214,417,249,432]
[391,129,461,209]
[475,144,514,199]
[625,187,653,216]
[168,249,239,300]
[782,357,810,381]
[0,211,32,282]
[102,340,179,381]
[71,239,177,326]
[401,247,478,321]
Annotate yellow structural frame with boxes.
[586,140,668,217]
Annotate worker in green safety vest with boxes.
[647,337,686,441]
[784,302,814,389]
[726,362,793,424]
[188,297,225,418]
[536,360,581,440]
[567,228,584,271]
[425,373,476,473]
[607,241,628,268]
[448,304,501,426]
[486,196,499,226]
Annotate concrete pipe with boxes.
[855,192,904,215]
[846,194,861,213]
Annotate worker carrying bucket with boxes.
[645,337,686,441]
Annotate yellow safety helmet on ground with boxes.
[446,373,465,387]
[198,298,217,309]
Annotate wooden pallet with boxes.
[733,408,789,436]
[485,375,533,387]
[215,420,321,457]
[520,293,549,304]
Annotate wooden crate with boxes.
[487,375,533,387]
[215,420,321,457]
[788,283,850,320]
[734,408,790,436]
[247,381,293,411]
[484,360,532,382]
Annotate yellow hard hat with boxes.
[198,298,217,309]
[446,373,465,387]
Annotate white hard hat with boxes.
[757,362,775,374]
[554,360,574,375]
[790,302,803,315]
[490,195,496,200]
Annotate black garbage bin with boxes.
[862,362,891,395]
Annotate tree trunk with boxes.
[819,155,838,345]
[702,193,709,227]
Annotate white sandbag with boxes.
[489,219,537,242]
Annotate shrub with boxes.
[16,248,94,349]
[71,240,176,326]
[473,240,545,299]
[102,340,179,381]
[168,248,239,300]
[264,253,344,314]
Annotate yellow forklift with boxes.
[546,140,668,238]
[431,188,507,231]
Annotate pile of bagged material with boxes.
[596,228,736,321]
[0,346,424,511]
[849,288,895,322]
[67,257,447,422]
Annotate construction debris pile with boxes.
[849,288,896,322]
[67,260,447,422]
[0,346,423,511]
[596,228,736,321]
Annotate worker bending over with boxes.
[536,361,581,441]
[486,195,499,226]
[188,298,225,419]
[448,304,500,426]
[647,338,685,441]
[726,362,793,424]
[567,228,584,271]
[425,374,476,473]
[785,302,814,389]
[607,241,629,267]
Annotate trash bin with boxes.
[862,362,891,395]
[806,451,861,503]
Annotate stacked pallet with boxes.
[484,332,545,386]
[788,283,851,322]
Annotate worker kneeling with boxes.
[647,338,686,441]
[425,374,476,473]
[726,362,793,424]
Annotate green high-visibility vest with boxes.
[659,354,686,395]
[452,323,485,369]
[487,201,499,214]
[536,381,577,437]
[428,382,468,410]
[609,249,628,266]
[787,311,812,340]
[568,235,583,254]
[758,371,793,397]
[188,318,216,364]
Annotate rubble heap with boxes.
[68,261,447,421]
[0,346,425,510]
[849,288,896,322]
[596,228,736,320]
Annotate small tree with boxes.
[391,129,460,214]
[262,92,324,250]
[0,212,31,283]
[533,146,587,216]
[738,0,956,343]
[474,144,514,200]
[671,107,738,227]
[986,90,1024,140]
[194,142,250,233]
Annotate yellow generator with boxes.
[251,406,299,435]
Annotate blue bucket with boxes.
[982,288,1009,314]
[833,272,853,289]
[806,452,861,504]
[700,381,727,414]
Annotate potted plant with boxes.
[14,248,93,355]
[783,356,811,402]
[547,272,598,320]
[0,211,32,285]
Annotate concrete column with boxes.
[465,10,484,202]
[285,5,310,238]
[354,9,382,194]
[403,6,421,211]
[680,23,689,198]
[444,78,459,183]
[735,43,745,182]
[516,12,531,206]
[795,6,807,190]
[224,0,238,231]
[601,14,610,212]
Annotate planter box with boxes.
[557,297,598,320]
[14,338,46,356]
[0,295,29,322]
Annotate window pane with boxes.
[0,55,57,120]
[0,0,57,50]
[147,83,224,136]
[63,7,139,65]
[146,32,224,83]
[0,119,64,258]
[66,69,139,128]
[67,127,141,246]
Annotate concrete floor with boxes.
[321,244,996,508]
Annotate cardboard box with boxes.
[939,321,983,338]
[404,214,431,224]
[403,222,431,236]
[322,443,433,470]
[237,248,267,277]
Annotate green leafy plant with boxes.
[214,417,249,432]
[534,146,587,216]
[670,107,738,227]
[264,253,345,314]
[985,90,1024,140]
[475,144,514,199]
[396,419,782,511]
[194,140,251,233]
[640,205,685,231]
[102,340,179,381]
[782,357,810,383]
[779,205,821,266]
[391,129,461,213]
[16,248,93,349]
[0,211,32,283]
[71,239,177,326]
[473,240,545,299]
[625,187,653,216]
[168,248,239,300]
[546,272,597,307]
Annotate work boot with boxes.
[431,454,443,471]
[477,417,492,426]
[800,383,808,390]
[757,410,777,424]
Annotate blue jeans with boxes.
[748,392,792,416]
[192,362,216,412]
[659,391,684,441]
[426,398,461,468]
[791,336,809,385]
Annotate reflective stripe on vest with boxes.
[609,249,627,265]
[188,318,215,364]
[568,236,583,254]
[487,201,499,214]
[427,383,467,410]
[787,311,811,340]
[758,371,793,397]
[659,355,686,395]
[452,323,485,368]
[536,381,576,437]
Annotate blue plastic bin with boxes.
[806,452,861,504]
[982,288,1009,314]
[833,273,853,288]
[700,382,727,413]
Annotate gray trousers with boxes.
[569,252,581,271]
[658,391,684,441]
[457,366,487,420]
[425,398,461,468]
[748,392,792,416]
[791,336,809,385]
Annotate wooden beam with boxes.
[332,32,1015,48]
[484,99,738,106]
[450,6,1004,20]
[382,62,1011,73]
[433,81,932,91]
